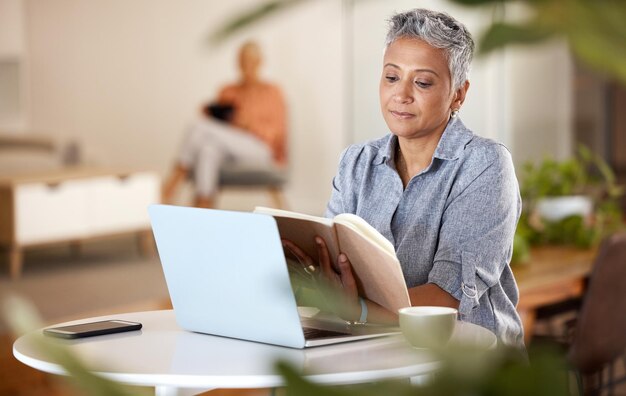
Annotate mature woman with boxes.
[284,8,523,348]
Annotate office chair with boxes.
[566,233,626,395]
[533,233,626,395]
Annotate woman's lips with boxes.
[390,110,415,119]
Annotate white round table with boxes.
[13,310,496,396]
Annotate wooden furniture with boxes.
[513,245,597,344]
[0,134,55,151]
[0,167,161,279]
[13,310,497,396]
[0,134,64,175]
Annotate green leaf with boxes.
[447,0,515,5]
[277,361,415,396]
[560,0,626,84]
[278,345,568,396]
[3,296,148,396]
[449,0,552,6]
[568,32,626,85]
[209,0,308,45]
[478,22,555,54]
[569,0,626,42]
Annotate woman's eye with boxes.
[415,81,432,88]
[385,75,398,82]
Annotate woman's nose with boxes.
[393,83,413,103]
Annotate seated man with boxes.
[162,40,287,208]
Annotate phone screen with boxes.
[43,320,142,339]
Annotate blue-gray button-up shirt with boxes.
[325,118,524,348]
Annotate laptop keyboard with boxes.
[303,327,351,340]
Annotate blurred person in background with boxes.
[162,40,287,208]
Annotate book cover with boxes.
[253,207,411,313]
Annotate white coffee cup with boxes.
[398,306,458,349]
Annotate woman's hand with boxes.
[281,237,362,322]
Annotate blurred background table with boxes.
[513,245,597,344]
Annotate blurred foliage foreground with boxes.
[278,343,572,396]
[3,296,150,396]
[4,295,576,396]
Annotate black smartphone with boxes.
[43,320,142,339]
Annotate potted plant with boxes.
[513,145,624,263]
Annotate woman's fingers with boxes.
[337,254,362,321]
[281,239,314,268]
[315,236,334,278]
[337,253,358,299]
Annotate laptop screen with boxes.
[149,205,307,348]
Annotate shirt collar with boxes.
[373,117,474,166]
[373,135,395,166]
[433,117,474,160]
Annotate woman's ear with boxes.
[452,80,470,110]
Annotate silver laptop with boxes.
[148,204,398,349]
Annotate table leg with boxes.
[9,245,22,280]
[154,386,213,396]
[137,230,156,257]
[268,187,287,210]
[69,240,82,258]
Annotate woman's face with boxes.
[379,37,466,140]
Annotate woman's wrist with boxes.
[358,297,368,323]
[347,297,368,325]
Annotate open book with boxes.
[253,207,411,314]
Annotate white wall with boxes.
[21,0,572,213]
[0,0,28,129]
[506,40,573,162]
[0,0,25,56]
[23,0,345,215]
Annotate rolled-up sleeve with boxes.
[428,145,521,320]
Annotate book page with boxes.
[335,222,410,313]
[253,207,340,264]
[254,207,334,227]
[334,213,395,257]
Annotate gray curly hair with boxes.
[385,8,474,91]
